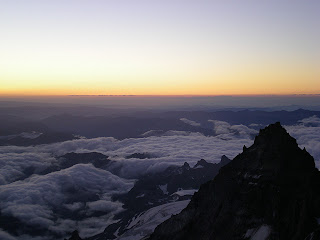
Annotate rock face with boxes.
[148,122,320,240]
[86,156,230,240]
[65,230,82,240]
[119,156,231,213]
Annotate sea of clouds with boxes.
[0,116,319,239]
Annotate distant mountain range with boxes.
[1,108,320,143]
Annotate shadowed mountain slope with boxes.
[148,122,320,240]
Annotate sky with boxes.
[0,0,319,96]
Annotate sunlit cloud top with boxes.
[0,0,319,96]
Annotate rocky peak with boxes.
[230,122,315,175]
[194,159,208,168]
[148,122,320,240]
[66,230,82,240]
[182,162,190,170]
[219,155,231,166]
[253,122,297,149]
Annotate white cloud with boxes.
[102,134,253,178]
[0,152,57,185]
[285,115,320,165]
[249,123,263,127]
[141,130,203,137]
[0,229,17,240]
[209,120,258,139]
[180,118,201,127]
[63,202,84,212]
[0,129,254,180]
[209,120,231,135]
[0,164,134,239]
[298,115,320,126]
[0,117,319,239]
[0,124,255,239]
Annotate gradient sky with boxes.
[0,0,319,96]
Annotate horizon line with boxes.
[1,93,320,98]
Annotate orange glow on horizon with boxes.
[1,68,318,97]
[1,1,319,97]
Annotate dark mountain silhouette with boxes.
[0,115,49,136]
[65,230,82,240]
[156,109,320,126]
[0,131,77,146]
[117,156,231,215]
[40,109,320,139]
[148,122,320,240]
[2,108,320,142]
[41,115,214,139]
[126,152,156,159]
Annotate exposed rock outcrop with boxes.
[148,122,320,240]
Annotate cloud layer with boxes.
[0,152,57,185]
[0,116,319,239]
[180,118,201,127]
[285,116,320,168]
[209,120,258,139]
[0,131,254,180]
[0,164,133,239]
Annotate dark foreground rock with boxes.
[65,230,82,240]
[148,122,320,240]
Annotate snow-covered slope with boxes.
[117,200,190,240]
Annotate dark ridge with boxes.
[125,152,156,159]
[148,122,320,240]
[58,152,110,169]
[65,230,82,240]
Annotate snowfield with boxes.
[117,200,190,240]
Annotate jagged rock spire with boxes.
[148,122,320,240]
[67,230,82,240]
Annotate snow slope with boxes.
[117,200,190,240]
